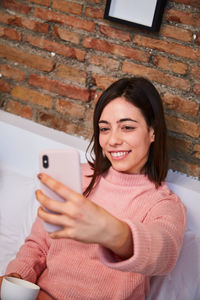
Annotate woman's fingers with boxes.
[49,228,76,240]
[38,207,74,227]
[38,173,80,201]
[7,273,21,279]
[36,190,66,214]
[36,189,86,218]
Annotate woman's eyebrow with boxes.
[98,120,108,124]
[98,118,138,124]
[117,118,138,123]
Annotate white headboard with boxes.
[0,111,88,177]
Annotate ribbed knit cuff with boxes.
[98,219,151,274]
[6,261,37,283]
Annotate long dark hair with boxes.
[84,77,168,196]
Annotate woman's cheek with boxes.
[99,135,106,149]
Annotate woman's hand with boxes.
[36,290,53,300]
[36,173,133,259]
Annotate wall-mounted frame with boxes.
[104,0,167,32]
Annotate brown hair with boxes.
[84,77,168,196]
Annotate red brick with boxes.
[0,43,55,72]
[94,91,102,103]
[52,0,82,15]
[171,0,200,9]
[194,83,200,95]
[88,54,120,71]
[11,86,52,108]
[83,107,94,130]
[169,159,200,179]
[55,99,85,118]
[53,26,81,44]
[55,65,87,85]
[85,6,104,19]
[190,65,200,80]
[0,12,12,24]
[77,108,93,138]
[0,12,49,34]
[87,0,101,3]
[153,55,187,75]
[34,8,95,32]
[83,37,150,62]
[168,135,191,155]
[0,65,26,81]
[196,34,200,46]
[99,25,131,42]
[29,74,90,101]
[25,34,85,61]
[5,100,33,119]
[0,98,4,108]
[122,61,190,91]
[193,144,200,159]
[0,26,21,41]
[0,78,10,93]
[163,93,199,117]
[134,35,200,62]
[165,9,200,27]
[166,115,200,138]
[3,0,31,14]
[76,125,93,139]
[38,111,78,135]
[185,163,200,178]
[93,74,116,90]
[160,25,192,42]
[26,0,51,6]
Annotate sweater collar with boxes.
[103,167,153,187]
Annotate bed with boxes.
[0,110,200,299]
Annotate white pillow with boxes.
[147,230,200,300]
[0,166,39,275]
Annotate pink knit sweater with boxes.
[6,164,186,299]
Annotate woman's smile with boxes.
[109,151,131,160]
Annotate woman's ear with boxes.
[150,127,155,143]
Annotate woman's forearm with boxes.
[102,215,133,260]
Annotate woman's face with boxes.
[98,97,154,174]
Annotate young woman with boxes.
[2,77,186,299]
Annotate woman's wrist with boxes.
[102,214,133,260]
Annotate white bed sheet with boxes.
[0,166,39,275]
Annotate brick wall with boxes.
[0,0,199,178]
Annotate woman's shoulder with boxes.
[155,181,182,205]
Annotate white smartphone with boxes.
[39,148,82,232]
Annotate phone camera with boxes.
[42,155,49,168]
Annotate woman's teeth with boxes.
[111,151,129,157]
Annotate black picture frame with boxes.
[104,0,167,32]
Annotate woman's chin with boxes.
[111,162,140,174]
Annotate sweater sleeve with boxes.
[6,217,49,283]
[98,195,186,276]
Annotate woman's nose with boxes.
[108,130,122,146]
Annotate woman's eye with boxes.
[122,126,135,131]
[99,127,109,133]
